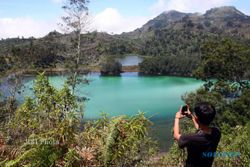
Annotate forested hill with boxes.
[123,6,250,39]
[1,6,250,76]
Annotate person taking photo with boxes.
[173,102,221,167]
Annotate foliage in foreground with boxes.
[0,74,157,167]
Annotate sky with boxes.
[0,0,250,39]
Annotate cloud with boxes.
[0,17,58,39]
[0,8,151,38]
[0,8,149,38]
[91,8,150,34]
[151,0,235,15]
[51,0,63,4]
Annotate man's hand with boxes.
[175,106,186,119]
[180,106,199,129]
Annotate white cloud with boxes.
[91,8,151,34]
[151,0,235,15]
[51,0,63,4]
[0,8,151,38]
[0,17,58,39]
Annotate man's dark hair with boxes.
[194,102,216,125]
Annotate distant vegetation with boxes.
[1,6,250,77]
[100,57,122,76]
[139,55,199,76]
[194,38,250,81]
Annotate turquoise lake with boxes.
[1,72,203,151]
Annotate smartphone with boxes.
[181,105,188,115]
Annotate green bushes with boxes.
[139,55,199,76]
[78,113,157,166]
[194,38,250,83]
[214,123,250,167]
[100,57,122,76]
[0,57,9,75]
[1,73,157,167]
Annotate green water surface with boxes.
[20,72,203,151]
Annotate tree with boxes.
[139,57,161,75]
[6,74,24,114]
[60,0,90,95]
[2,73,81,166]
[194,38,250,91]
[100,57,122,76]
[0,56,9,75]
[4,45,27,116]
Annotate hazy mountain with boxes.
[204,6,247,19]
[123,10,189,38]
[124,6,250,39]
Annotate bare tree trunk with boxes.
[72,31,81,95]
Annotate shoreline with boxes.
[17,66,195,79]
[1,65,198,81]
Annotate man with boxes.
[173,102,221,167]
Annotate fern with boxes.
[64,149,80,167]
[4,148,36,167]
[103,116,124,167]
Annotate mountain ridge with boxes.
[123,6,250,38]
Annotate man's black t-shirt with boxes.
[178,127,221,167]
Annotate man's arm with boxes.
[174,108,193,148]
[174,116,181,140]
[173,108,184,140]
[191,114,199,130]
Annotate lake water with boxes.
[118,55,143,66]
[1,72,203,151]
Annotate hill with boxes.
[0,6,250,76]
[122,10,190,39]
[124,6,250,39]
